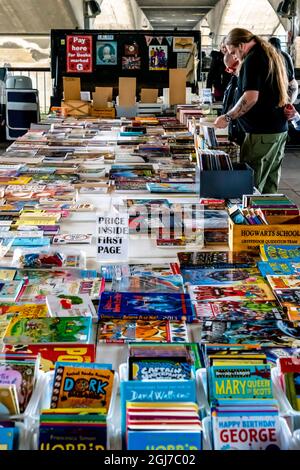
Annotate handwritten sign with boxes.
[97,214,129,261]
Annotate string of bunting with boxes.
[145,36,173,47]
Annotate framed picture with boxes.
[124,43,139,56]
[96,41,117,65]
[149,46,168,71]
[173,37,194,53]
[122,56,141,70]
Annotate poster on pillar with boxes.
[66,35,93,73]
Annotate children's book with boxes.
[200,320,300,347]
[146,183,196,194]
[260,245,300,262]
[39,422,107,451]
[97,320,189,343]
[0,384,19,414]
[0,427,17,450]
[0,304,48,318]
[211,407,281,450]
[98,292,194,322]
[209,364,273,402]
[181,267,262,285]
[177,251,256,269]
[111,274,184,293]
[266,275,300,290]
[50,365,114,411]
[46,294,97,318]
[188,283,275,302]
[3,316,92,345]
[0,358,37,413]
[194,300,285,322]
[0,280,24,302]
[4,343,95,372]
[257,261,299,277]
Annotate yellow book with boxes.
[15,218,58,226]
[5,304,48,318]
[7,176,32,185]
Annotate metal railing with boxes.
[7,67,51,115]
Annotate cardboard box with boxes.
[140,88,158,104]
[119,77,136,106]
[93,87,113,109]
[63,77,81,101]
[90,106,115,118]
[197,162,254,199]
[169,68,186,105]
[229,216,300,253]
[61,100,90,116]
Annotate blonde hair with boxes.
[225,28,289,107]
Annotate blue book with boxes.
[146,183,196,193]
[0,427,17,450]
[127,430,202,450]
[260,245,300,262]
[181,267,260,285]
[257,261,298,277]
[98,292,194,322]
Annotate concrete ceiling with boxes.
[135,0,219,30]
[0,0,78,33]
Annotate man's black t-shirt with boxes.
[236,44,288,134]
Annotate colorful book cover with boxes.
[3,316,92,345]
[98,292,194,322]
[146,183,196,194]
[127,430,202,450]
[209,364,273,401]
[212,409,281,450]
[50,366,114,411]
[0,359,37,413]
[2,304,48,318]
[260,245,300,262]
[39,423,107,451]
[0,280,24,302]
[200,320,300,347]
[112,274,184,293]
[0,427,17,450]
[267,275,300,290]
[257,261,299,277]
[97,320,189,343]
[177,251,256,269]
[129,358,192,381]
[188,283,275,302]
[194,300,285,322]
[4,343,95,372]
[46,294,97,318]
[181,267,262,285]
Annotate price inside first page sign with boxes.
[97,213,129,261]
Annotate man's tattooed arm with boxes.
[227,91,259,120]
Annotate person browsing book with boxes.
[222,52,245,146]
[214,28,289,194]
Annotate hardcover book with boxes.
[97,320,189,343]
[50,365,114,411]
[98,292,194,322]
[3,316,92,345]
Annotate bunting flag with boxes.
[166,36,173,47]
[156,36,164,45]
[145,36,153,46]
